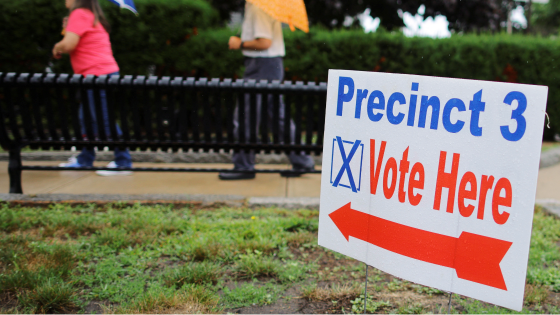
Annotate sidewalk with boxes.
[0,161,321,198]
[536,161,560,201]
[0,159,558,202]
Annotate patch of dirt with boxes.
[226,244,460,314]
[547,291,560,309]
[83,300,106,314]
[228,287,305,314]
[375,290,451,313]
[0,292,18,311]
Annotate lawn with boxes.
[1,203,560,314]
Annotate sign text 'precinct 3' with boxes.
[318,70,548,311]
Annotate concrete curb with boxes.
[247,197,320,209]
[0,194,323,209]
[1,195,556,212]
[0,151,323,165]
[536,199,560,219]
[0,193,246,207]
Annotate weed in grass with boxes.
[285,231,316,248]
[527,267,560,291]
[94,228,149,249]
[277,246,295,260]
[349,295,392,314]
[459,298,529,314]
[75,255,154,303]
[17,278,76,314]
[396,302,425,314]
[331,251,350,260]
[163,261,222,287]
[283,220,318,233]
[222,282,280,308]
[0,269,48,293]
[182,284,220,306]
[88,276,151,303]
[277,260,312,283]
[302,283,361,301]
[237,238,276,254]
[294,209,319,220]
[190,240,226,262]
[524,284,548,305]
[233,251,280,278]
[411,284,445,295]
[547,304,560,313]
[387,278,409,291]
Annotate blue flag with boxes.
[106,0,138,14]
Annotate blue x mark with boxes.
[332,136,362,192]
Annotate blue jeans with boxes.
[232,57,315,171]
[77,72,132,167]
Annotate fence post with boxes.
[8,147,23,194]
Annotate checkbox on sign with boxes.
[330,136,364,193]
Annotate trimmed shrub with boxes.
[0,0,67,73]
[106,0,220,75]
[0,0,219,74]
[184,29,560,138]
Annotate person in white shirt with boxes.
[219,2,315,180]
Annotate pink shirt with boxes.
[66,8,119,75]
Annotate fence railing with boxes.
[0,72,328,155]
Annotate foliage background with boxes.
[1,0,559,138]
[0,0,219,74]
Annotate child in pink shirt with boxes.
[53,0,131,175]
[65,8,119,75]
[53,0,119,76]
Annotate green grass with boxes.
[1,203,560,313]
[526,206,560,291]
[349,295,392,314]
[163,261,222,287]
[17,278,77,314]
[222,281,280,308]
[233,251,281,278]
[0,203,320,313]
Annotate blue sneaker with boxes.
[58,156,84,167]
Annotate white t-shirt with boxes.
[241,3,285,58]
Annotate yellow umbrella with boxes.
[246,0,309,33]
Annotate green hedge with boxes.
[182,29,560,138]
[0,0,218,74]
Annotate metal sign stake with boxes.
[447,292,452,314]
[364,263,369,314]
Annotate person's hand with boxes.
[228,36,242,50]
[62,16,69,29]
[52,45,62,59]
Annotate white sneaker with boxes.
[59,156,82,167]
[95,161,133,176]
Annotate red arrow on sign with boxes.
[329,202,513,290]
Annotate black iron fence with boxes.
[0,72,328,193]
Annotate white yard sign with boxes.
[318,70,548,311]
